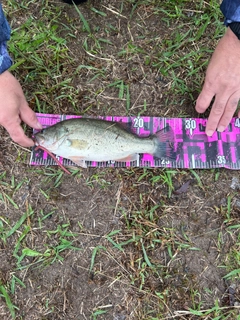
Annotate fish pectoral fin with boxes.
[66,139,88,150]
[116,154,138,162]
[68,156,87,168]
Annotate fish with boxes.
[34,118,175,169]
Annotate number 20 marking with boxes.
[133,117,144,128]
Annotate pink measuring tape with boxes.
[30,113,240,169]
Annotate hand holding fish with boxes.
[0,71,42,147]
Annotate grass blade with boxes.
[7,208,34,238]
[73,2,91,34]
[0,282,16,318]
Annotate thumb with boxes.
[19,101,42,130]
[4,121,35,147]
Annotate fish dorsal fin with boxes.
[113,120,133,133]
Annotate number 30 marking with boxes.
[185,119,196,130]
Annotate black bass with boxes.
[34,118,175,168]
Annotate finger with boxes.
[217,91,240,132]
[195,85,215,114]
[19,100,42,130]
[4,122,35,147]
[205,96,228,136]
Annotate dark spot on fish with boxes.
[115,134,120,140]
[62,126,69,133]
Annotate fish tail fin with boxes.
[153,125,176,160]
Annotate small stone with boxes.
[220,198,227,206]
[230,177,240,190]
[186,11,194,17]
[234,200,240,209]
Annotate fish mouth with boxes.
[34,134,45,146]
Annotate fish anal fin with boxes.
[68,156,87,168]
[115,154,138,162]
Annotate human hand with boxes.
[0,70,42,147]
[195,27,240,136]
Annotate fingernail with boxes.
[36,122,43,130]
[217,125,225,132]
[206,130,214,137]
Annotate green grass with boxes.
[5,0,225,116]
